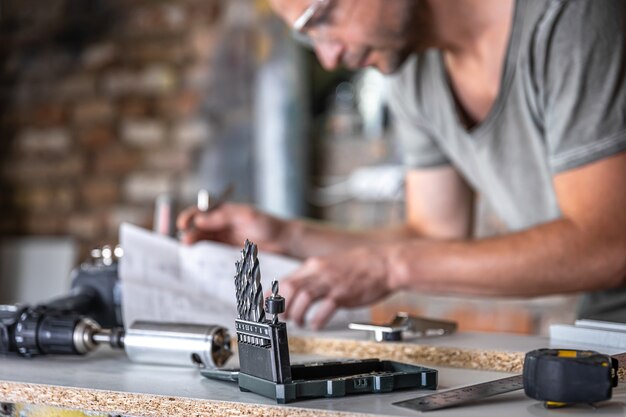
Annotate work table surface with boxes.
[1,331,625,416]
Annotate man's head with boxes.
[269,0,431,74]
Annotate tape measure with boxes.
[394,348,622,412]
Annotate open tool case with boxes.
[201,240,437,403]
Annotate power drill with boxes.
[43,245,123,329]
[0,305,232,369]
[0,244,124,357]
[0,304,123,357]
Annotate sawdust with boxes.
[289,336,526,373]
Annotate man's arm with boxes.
[284,165,474,258]
[178,165,474,259]
[389,152,626,296]
[281,152,626,328]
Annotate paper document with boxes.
[119,223,369,331]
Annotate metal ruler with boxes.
[393,374,524,412]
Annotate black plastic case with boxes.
[202,358,437,403]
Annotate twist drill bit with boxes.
[234,259,241,318]
[239,241,255,320]
[234,240,267,322]
[251,262,265,322]
[236,240,254,318]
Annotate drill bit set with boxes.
[234,240,291,387]
[202,239,438,403]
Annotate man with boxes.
[178,0,626,329]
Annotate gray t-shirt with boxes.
[389,0,626,320]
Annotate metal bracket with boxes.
[349,312,457,342]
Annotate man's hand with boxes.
[280,245,395,329]
[176,203,289,254]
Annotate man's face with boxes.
[270,0,427,74]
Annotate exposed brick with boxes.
[138,65,178,95]
[23,215,65,235]
[107,205,152,236]
[77,126,116,150]
[30,102,68,127]
[56,75,97,100]
[187,0,223,26]
[95,146,140,176]
[0,0,252,262]
[81,42,118,70]
[123,172,173,202]
[121,119,166,148]
[143,148,190,171]
[126,4,188,35]
[18,51,74,81]
[54,186,77,212]
[13,187,53,212]
[2,154,84,182]
[67,212,105,240]
[172,118,211,149]
[14,81,56,105]
[14,186,78,212]
[81,178,120,206]
[15,128,72,154]
[72,99,115,125]
[119,97,152,118]
[155,91,202,120]
[124,40,190,64]
[102,70,140,97]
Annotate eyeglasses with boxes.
[291,0,332,48]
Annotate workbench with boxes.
[1,331,625,416]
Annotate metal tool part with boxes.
[349,312,457,342]
[0,305,120,357]
[124,321,231,368]
[225,239,439,404]
[235,240,265,323]
[394,375,523,412]
[394,348,622,412]
[265,280,285,325]
[235,240,289,383]
[1,304,232,368]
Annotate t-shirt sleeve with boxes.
[388,59,450,169]
[540,0,626,173]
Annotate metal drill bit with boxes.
[233,240,267,322]
[237,240,255,319]
[235,247,249,318]
[234,259,243,319]
[251,262,265,322]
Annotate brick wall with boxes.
[0,0,262,259]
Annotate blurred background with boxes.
[0,0,576,334]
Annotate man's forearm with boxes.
[282,219,419,259]
[388,218,626,297]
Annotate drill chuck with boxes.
[11,307,101,357]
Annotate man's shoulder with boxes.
[533,0,625,49]
[388,51,440,108]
